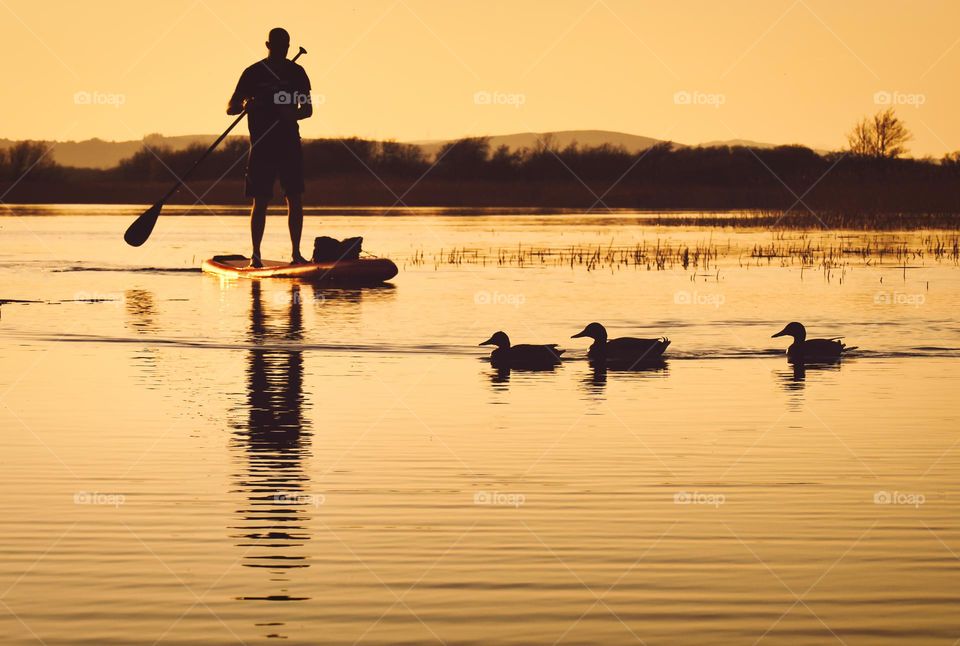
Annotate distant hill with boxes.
[1,130,813,169]
[700,138,777,149]
[701,138,831,155]
[408,132,827,156]
[0,138,141,169]
[412,129,667,157]
[0,134,239,169]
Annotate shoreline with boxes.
[3,201,958,231]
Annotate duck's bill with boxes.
[571,329,589,338]
[771,328,788,338]
[479,337,495,346]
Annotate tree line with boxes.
[2,109,958,212]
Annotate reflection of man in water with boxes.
[246,281,307,447]
[234,282,311,590]
[227,27,313,268]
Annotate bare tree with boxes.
[846,119,874,156]
[534,133,558,155]
[873,108,911,158]
[1,141,58,180]
[942,151,960,167]
[846,108,912,158]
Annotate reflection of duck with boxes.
[572,322,670,366]
[479,331,564,369]
[771,322,856,363]
[583,360,669,394]
[775,361,842,411]
[490,366,512,385]
[779,361,842,386]
[587,364,608,391]
[231,281,312,608]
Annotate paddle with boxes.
[124,46,308,247]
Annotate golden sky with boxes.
[2,0,958,156]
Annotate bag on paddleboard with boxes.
[312,236,362,263]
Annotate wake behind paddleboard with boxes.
[201,254,398,284]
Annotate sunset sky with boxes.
[2,0,958,156]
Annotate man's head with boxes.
[266,27,290,58]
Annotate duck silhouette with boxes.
[571,322,670,366]
[772,322,856,363]
[480,331,564,369]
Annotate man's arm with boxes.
[226,69,251,115]
[295,97,313,120]
[295,67,313,121]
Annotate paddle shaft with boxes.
[156,113,243,204]
[124,46,307,246]
[159,47,307,204]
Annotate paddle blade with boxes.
[124,202,163,246]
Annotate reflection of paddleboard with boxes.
[201,254,398,284]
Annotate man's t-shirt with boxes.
[229,58,311,144]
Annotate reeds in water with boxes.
[404,232,959,273]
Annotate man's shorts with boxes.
[244,136,305,199]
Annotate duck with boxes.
[771,322,856,363]
[571,322,670,365]
[479,331,564,369]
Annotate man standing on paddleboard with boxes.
[227,27,312,268]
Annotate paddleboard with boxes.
[201,254,398,284]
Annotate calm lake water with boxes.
[1,206,959,645]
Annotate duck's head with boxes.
[772,321,806,342]
[572,322,607,342]
[480,331,511,349]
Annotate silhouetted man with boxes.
[228,27,312,267]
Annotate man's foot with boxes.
[291,253,309,265]
[248,255,264,269]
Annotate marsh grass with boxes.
[406,232,959,274]
[656,211,960,230]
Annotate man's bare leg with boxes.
[249,196,269,268]
[287,194,308,264]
